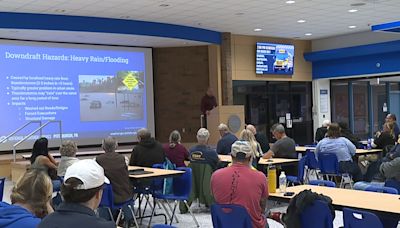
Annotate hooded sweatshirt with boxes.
[129,137,165,167]
[0,202,40,228]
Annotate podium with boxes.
[207,105,245,146]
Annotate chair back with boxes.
[364,185,398,195]
[343,207,383,228]
[152,163,165,194]
[297,155,307,183]
[172,167,192,199]
[309,180,336,188]
[384,179,400,193]
[300,199,333,228]
[99,183,114,209]
[306,150,318,169]
[318,153,339,175]
[152,225,177,228]
[0,177,5,201]
[211,204,252,228]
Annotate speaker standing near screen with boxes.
[200,87,217,128]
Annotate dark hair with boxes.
[30,137,49,164]
[327,123,341,138]
[338,122,349,130]
[61,178,102,203]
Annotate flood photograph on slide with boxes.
[79,71,145,121]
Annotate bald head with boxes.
[246,124,256,135]
[102,136,118,153]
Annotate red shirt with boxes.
[211,163,268,228]
[200,94,217,114]
[162,143,189,167]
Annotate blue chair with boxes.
[150,167,199,227]
[385,179,400,193]
[309,180,336,188]
[364,185,398,194]
[152,225,177,228]
[287,156,307,185]
[318,152,352,188]
[0,177,5,201]
[99,183,139,227]
[300,200,333,228]
[305,149,319,181]
[343,208,383,228]
[211,204,252,228]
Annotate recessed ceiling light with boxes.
[159,4,169,7]
[348,9,358,13]
[120,16,130,19]
[235,12,244,16]
[254,28,262,32]
[348,25,357,29]
[54,9,66,13]
[297,19,306,23]
[350,2,366,7]
[305,33,312,36]
[286,0,295,4]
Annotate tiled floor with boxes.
[2,179,398,228]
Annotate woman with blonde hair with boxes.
[240,129,263,167]
[373,122,396,149]
[0,168,53,227]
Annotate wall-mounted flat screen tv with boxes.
[256,42,294,75]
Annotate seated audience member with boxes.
[38,159,114,228]
[30,137,58,176]
[211,141,270,228]
[386,113,400,141]
[338,122,362,148]
[263,124,296,159]
[380,157,400,181]
[96,137,132,204]
[163,130,189,167]
[246,124,270,153]
[240,129,262,166]
[315,123,363,182]
[0,168,53,228]
[189,128,219,170]
[315,120,330,142]
[216,123,238,155]
[129,128,165,167]
[57,140,79,176]
[372,122,396,149]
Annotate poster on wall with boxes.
[320,89,329,113]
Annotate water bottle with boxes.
[279,171,287,193]
[367,138,372,150]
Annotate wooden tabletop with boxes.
[269,185,400,215]
[295,146,382,155]
[218,155,298,166]
[128,166,185,179]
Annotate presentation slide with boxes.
[256,42,294,75]
[0,40,154,151]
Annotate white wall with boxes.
[312,31,400,51]
[312,79,331,137]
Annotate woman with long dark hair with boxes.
[30,137,58,183]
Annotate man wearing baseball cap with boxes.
[211,141,270,228]
[39,159,115,228]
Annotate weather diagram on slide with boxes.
[79,71,145,122]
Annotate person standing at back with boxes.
[129,128,165,167]
[216,123,238,155]
[262,124,296,159]
[200,87,217,128]
[163,130,189,167]
[211,141,270,228]
[96,137,132,204]
[386,113,400,141]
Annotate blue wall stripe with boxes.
[0,12,221,44]
[372,21,400,31]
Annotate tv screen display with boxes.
[256,42,294,75]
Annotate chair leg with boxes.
[184,200,199,227]
[169,200,178,225]
[115,209,122,225]
[148,197,157,228]
[108,208,115,222]
[162,199,179,223]
[128,204,139,228]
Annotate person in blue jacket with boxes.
[0,168,54,228]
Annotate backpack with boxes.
[163,158,176,195]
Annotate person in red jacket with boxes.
[200,87,217,128]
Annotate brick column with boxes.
[221,32,233,105]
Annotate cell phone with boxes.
[284,192,295,196]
